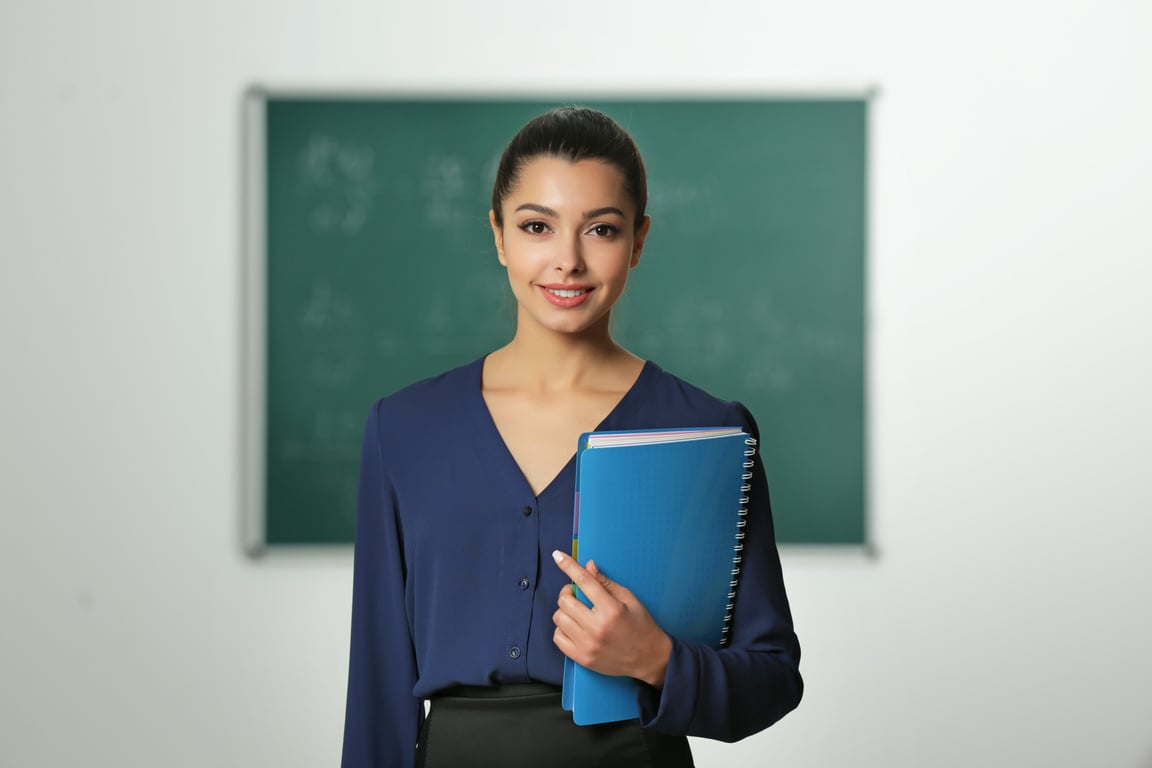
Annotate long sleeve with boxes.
[341,401,423,768]
[637,404,803,740]
[339,358,800,756]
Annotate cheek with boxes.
[501,249,542,288]
[504,240,551,271]
[605,247,637,276]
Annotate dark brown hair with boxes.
[490,106,648,229]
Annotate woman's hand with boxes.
[551,550,673,690]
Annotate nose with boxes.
[555,232,585,274]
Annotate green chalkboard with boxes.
[245,94,868,549]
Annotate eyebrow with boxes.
[514,203,627,219]
[583,206,626,219]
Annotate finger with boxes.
[586,559,612,585]
[556,583,591,617]
[553,625,595,668]
[557,582,607,640]
[552,626,582,663]
[552,606,588,642]
[551,550,613,606]
[552,612,603,668]
[586,559,632,602]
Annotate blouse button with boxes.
[517,577,530,590]
[522,505,533,517]
[509,645,521,659]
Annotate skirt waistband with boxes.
[432,682,561,700]
[418,681,694,767]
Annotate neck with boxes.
[493,315,637,390]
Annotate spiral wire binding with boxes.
[720,435,757,647]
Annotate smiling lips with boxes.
[540,284,592,307]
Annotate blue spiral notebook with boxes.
[561,427,755,725]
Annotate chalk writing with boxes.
[421,153,467,224]
[298,133,376,235]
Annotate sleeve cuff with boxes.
[636,637,700,733]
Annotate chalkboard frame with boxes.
[242,88,875,555]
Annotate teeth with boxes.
[548,288,586,298]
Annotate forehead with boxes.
[507,157,630,209]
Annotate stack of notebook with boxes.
[561,427,755,725]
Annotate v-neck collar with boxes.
[467,356,653,501]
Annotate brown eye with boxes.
[588,224,619,237]
[519,220,549,235]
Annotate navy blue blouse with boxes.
[341,357,802,767]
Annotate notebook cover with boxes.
[561,430,748,725]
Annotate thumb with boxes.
[587,561,637,606]
[586,560,620,593]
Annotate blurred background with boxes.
[1,1,1149,766]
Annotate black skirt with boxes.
[416,683,694,768]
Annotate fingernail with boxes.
[552,550,564,563]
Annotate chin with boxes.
[522,311,602,337]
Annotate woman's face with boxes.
[490,156,649,339]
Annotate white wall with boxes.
[2,1,1149,766]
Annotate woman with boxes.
[341,106,802,768]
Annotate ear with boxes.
[489,210,507,266]
[630,215,651,268]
